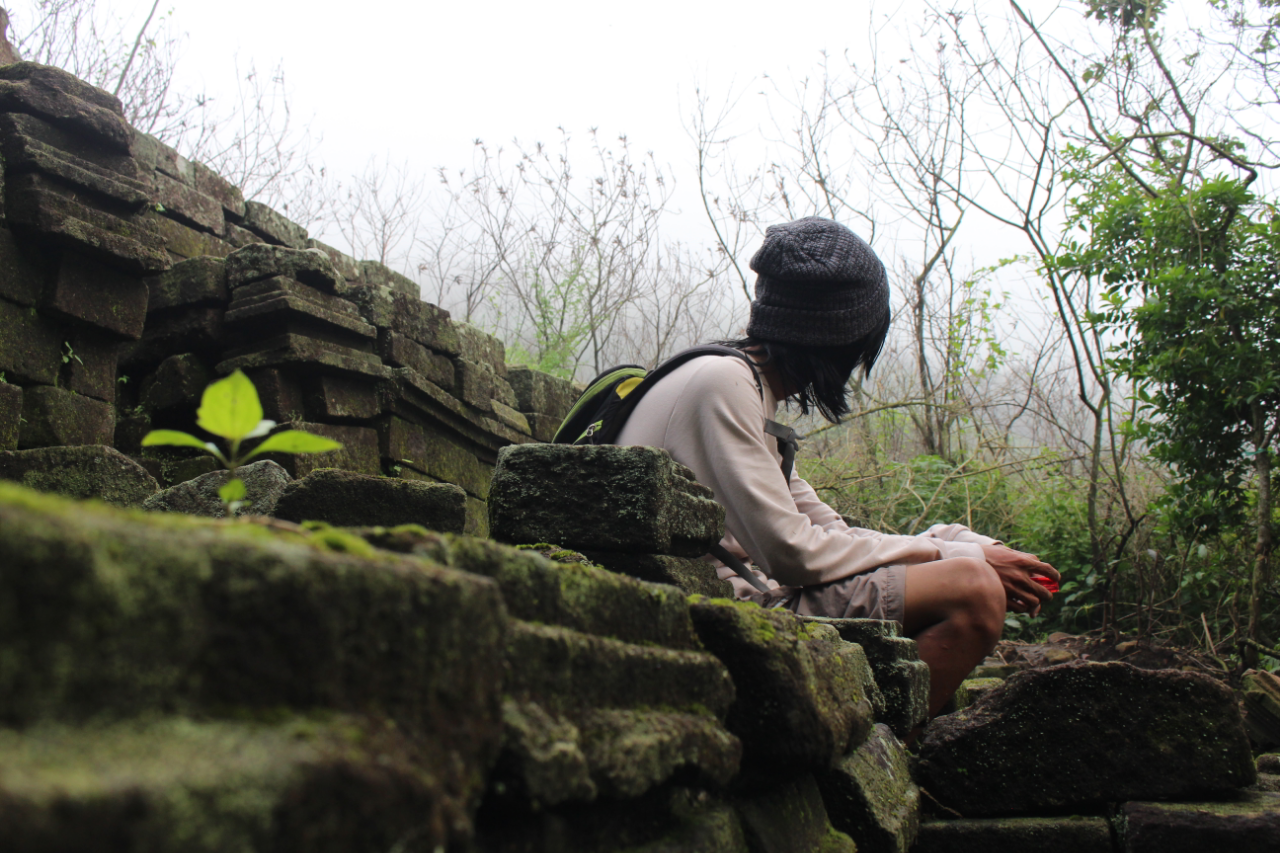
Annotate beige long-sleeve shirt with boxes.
[616,354,996,598]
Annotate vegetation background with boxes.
[7,0,1278,671]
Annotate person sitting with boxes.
[617,216,1058,718]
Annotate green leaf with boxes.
[218,478,247,504]
[197,370,264,442]
[246,430,343,458]
[141,429,213,451]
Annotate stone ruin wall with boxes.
[0,61,579,537]
[1,61,1280,853]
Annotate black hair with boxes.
[718,311,890,423]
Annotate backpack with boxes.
[553,344,799,593]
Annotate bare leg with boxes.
[902,557,1006,719]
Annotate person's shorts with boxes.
[787,564,907,624]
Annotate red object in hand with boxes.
[1031,574,1059,594]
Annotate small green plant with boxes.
[141,369,341,513]
[61,342,83,366]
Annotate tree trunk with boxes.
[1246,406,1273,670]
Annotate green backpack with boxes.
[553,344,798,593]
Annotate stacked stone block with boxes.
[0,61,568,534]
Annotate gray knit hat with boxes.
[745,217,890,347]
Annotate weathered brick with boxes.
[140,353,213,412]
[0,115,150,206]
[119,307,223,370]
[147,213,236,260]
[0,63,131,153]
[44,251,149,339]
[306,238,360,281]
[378,415,493,499]
[6,173,169,274]
[0,383,19,450]
[488,444,724,557]
[0,297,63,385]
[241,200,307,248]
[222,220,263,248]
[153,171,225,234]
[3,112,142,178]
[224,243,342,293]
[454,357,518,413]
[245,368,305,423]
[0,226,46,307]
[507,365,578,421]
[61,327,121,402]
[18,384,114,447]
[216,334,388,381]
[262,421,380,477]
[304,374,380,421]
[455,321,506,375]
[191,159,245,220]
[348,286,459,355]
[358,259,418,295]
[377,329,454,391]
[144,256,228,314]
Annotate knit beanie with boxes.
[745,217,890,347]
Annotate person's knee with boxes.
[951,557,1005,644]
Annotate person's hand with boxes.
[981,544,1060,617]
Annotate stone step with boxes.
[799,616,930,737]
[914,816,1114,853]
[0,716,474,852]
[690,600,877,775]
[504,621,733,716]
[1118,793,1280,852]
[360,528,705,651]
[0,481,505,754]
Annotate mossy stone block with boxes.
[306,238,360,281]
[143,459,291,518]
[139,352,212,412]
[0,481,507,750]
[0,224,46,307]
[6,173,170,274]
[505,620,732,717]
[507,364,577,421]
[914,816,1113,853]
[357,258,418,295]
[0,445,158,506]
[359,529,704,651]
[240,200,308,249]
[302,374,380,421]
[0,383,19,450]
[1119,793,1280,853]
[224,243,337,292]
[263,421,381,477]
[0,62,132,152]
[148,212,236,259]
[348,285,458,355]
[0,716,480,853]
[455,321,507,375]
[818,723,919,853]
[377,329,455,392]
[144,256,228,313]
[0,296,64,385]
[736,774,858,853]
[120,306,223,371]
[18,385,114,447]
[489,444,725,558]
[61,327,121,402]
[45,251,149,339]
[584,551,734,598]
[272,467,465,532]
[802,616,929,738]
[153,170,224,234]
[455,356,518,413]
[379,415,492,498]
[690,599,876,774]
[917,660,1257,816]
